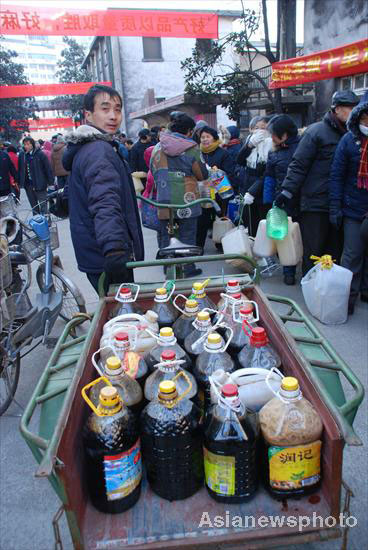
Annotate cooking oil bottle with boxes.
[144,327,191,372]
[217,279,248,310]
[190,279,216,310]
[226,302,259,358]
[151,287,179,328]
[184,310,219,360]
[112,331,148,389]
[141,380,203,500]
[237,326,281,371]
[109,284,142,319]
[259,377,323,498]
[82,380,142,513]
[204,383,260,503]
[172,297,199,344]
[144,350,198,402]
[193,332,235,410]
[91,356,143,414]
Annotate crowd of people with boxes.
[1,84,367,314]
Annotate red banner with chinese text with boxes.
[270,39,368,89]
[11,118,74,130]
[0,5,218,38]
[0,81,112,99]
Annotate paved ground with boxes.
[0,193,367,550]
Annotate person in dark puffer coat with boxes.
[329,97,368,314]
[265,115,300,285]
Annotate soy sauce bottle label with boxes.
[123,351,140,379]
[203,447,235,496]
[104,439,142,501]
[268,440,322,491]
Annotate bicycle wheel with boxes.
[0,341,20,416]
[36,265,86,322]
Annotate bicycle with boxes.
[0,195,86,415]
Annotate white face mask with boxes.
[359,124,368,136]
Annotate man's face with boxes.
[334,105,354,123]
[85,92,122,134]
[23,140,33,153]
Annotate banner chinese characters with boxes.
[0,82,112,99]
[270,39,368,89]
[0,5,218,38]
[11,118,75,130]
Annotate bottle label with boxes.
[268,440,322,490]
[104,439,142,500]
[123,351,140,379]
[203,447,235,496]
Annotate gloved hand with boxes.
[329,211,343,230]
[249,129,267,148]
[274,190,293,209]
[104,251,132,294]
[243,192,254,205]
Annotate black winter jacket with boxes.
[129,140,152,172]
[281,112,347,213]
[18,148,53,191]
[200,146,236,185]
[62,125,144,274]
[329,101,368,222]
[0,151,18,195]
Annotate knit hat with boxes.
[199,126,219,141]
[227,125,240,139]
[267,114,298,139]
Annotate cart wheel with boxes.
[0,342,20,416]
[36,265,86,323]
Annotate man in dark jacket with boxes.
[18,136,53,213]
[129,128,152,173]
[0,149,18,197]
[62,84,144,292]
[275,90,359,275]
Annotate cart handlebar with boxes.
[137,195,222,214]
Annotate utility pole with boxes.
[278,0,297,98]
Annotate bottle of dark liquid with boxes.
[226,303,258,359]
[204,383,259,503]
[190,280,217,310]
[151,287,179,328]
[184,310,216,361]
[82,385,142,513]
[109,285,142,319]
[144,327,191,372]
[141,380,203,501]
[172,299,199,345]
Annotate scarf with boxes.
[247,136,273,169]
[200,139,221,154]
[222,138,241,148]
[357,137,368,190]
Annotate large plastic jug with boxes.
[266,207,288,240]
[253,220,277,258]
[276,217,303,266]
[109,284,142,319]
[221,225,253,267]
[101,312,159,354]
[212,217,234,244]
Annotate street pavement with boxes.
[0,193,367,550]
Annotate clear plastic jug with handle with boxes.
[109,283,142,319]
[101,311,159,354]
[172,296,200,345]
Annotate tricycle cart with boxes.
[20,254,364,550]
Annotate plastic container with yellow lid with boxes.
[172,297,200,345]
[152,286,179,328]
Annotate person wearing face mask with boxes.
[329,95,368,315]
[274,90,359,276]
[236,115,273,236]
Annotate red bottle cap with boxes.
[228,280,239,287]
[119,287,131,295]
[114,332,129,341]
[233,293,242,300]
[221,384,238,397]
[161,350,176,361]
[250,327,268,347]
[240,304,253,315]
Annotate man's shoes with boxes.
[283,274,295,286]
[348,303,355,315]
[184,267,203,278]
[361,293,368,303]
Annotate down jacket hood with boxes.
[347,101,368,139]
[62,124,115,172]
[159,131,197,157]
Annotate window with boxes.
[142,37,163,61]
[354,73,365,90]
[341,77,352,90]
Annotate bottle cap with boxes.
[193,282,205,291]
[281,377,299,392]
[233,293,242,300]
[240,304,253,315]
[119,287,131,295]
[197,311,210,321]
[250,327,268,347]
[114,331,129,342]
[106,356,121,370]
[99,386,119,407]
[159,380,176,394]
[208,332,221,344]
[186,299,198,310]
[156,287,167,296]
[221,384,238,397]
[227,279,239,287]
[161,350,176,361]
[160,327,174,338]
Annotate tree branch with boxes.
[261,0,276,64]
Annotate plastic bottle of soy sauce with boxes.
[109,284,142,319]
[151,287,179,328]
[82,384,142,514]
[204,383,259,503]
[172,298,199,345]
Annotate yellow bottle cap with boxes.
[186,299,198,309]
[281,377,299,392]
[156,287,167,295]
[99,386,119,407]
[197,311,210,321]
[208,332,221,344]
[160,327,174,337]
[106,356,121,371]
[159,380,176,394]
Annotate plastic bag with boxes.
[301,255,353,325]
